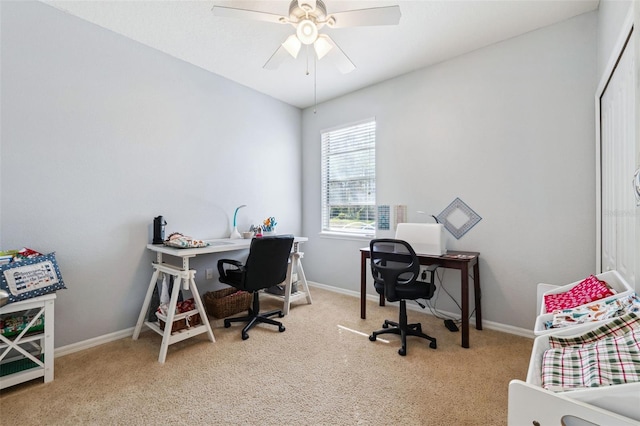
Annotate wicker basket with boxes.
[157,310,201,333]
[203,288,252,318]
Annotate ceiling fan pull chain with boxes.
[313,55,318,114]
[313,53,317,114]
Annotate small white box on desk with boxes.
[395,223,446,255]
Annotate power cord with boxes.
[419,268,477,328]
[420,268,459,321]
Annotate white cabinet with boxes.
[599,18,637,288]
[0,293,55,389]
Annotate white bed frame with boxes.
[507,279,640,425]
[508,380,639,425]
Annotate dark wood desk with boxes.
[360,249,481,348]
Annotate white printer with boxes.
[395,223,446,256]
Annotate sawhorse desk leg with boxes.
[282,251,313,315]
[133,267,160,340]
[133,263,215,363]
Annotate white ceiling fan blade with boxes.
[212,6,286,24]
[327,6,401,28]
[263,44,292,70]
[318,35,355,74]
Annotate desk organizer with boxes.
[203,288,251,319]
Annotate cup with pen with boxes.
[262,217,277,236]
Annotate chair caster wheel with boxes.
[382,323,389,329]
[430,341,437,349]
[224,321,231,328]
[278,312,285,318]
[369,334,376,342]
[398,348,406,356]
[242,333,249,340]
[279,325,286,332]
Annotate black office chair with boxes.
[218,235,294,340]
[368,238,438,356]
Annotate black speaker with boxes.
[153,216,166,244]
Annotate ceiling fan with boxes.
[212,0,401,74]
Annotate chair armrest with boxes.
[420,264,440,299]
[217,259,244,278]
[218,258,243,268]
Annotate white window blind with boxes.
[321,119,376,236]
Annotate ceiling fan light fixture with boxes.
[313,34,333,59]
[296,19,318,44]
[282,34,302,58]
[216,0,398,78]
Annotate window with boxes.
[321,119,376,236]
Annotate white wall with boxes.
[301,12,598,330]
[0,2,623,346]
[0,2,302,347]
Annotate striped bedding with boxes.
[541,313,640,391]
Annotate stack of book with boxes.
[0,251,17,266]
[0,248,42,265]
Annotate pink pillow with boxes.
[543,275,614,313]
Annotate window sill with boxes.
[319,231,375,242]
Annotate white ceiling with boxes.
[44,0,599,109]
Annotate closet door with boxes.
[600,30,636,286]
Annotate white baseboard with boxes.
[54,281,533,358]
[55,327,134,358]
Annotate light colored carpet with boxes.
[0,287,532,425]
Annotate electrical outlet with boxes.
[206,268,214,280]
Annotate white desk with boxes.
[133,237,311,363]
